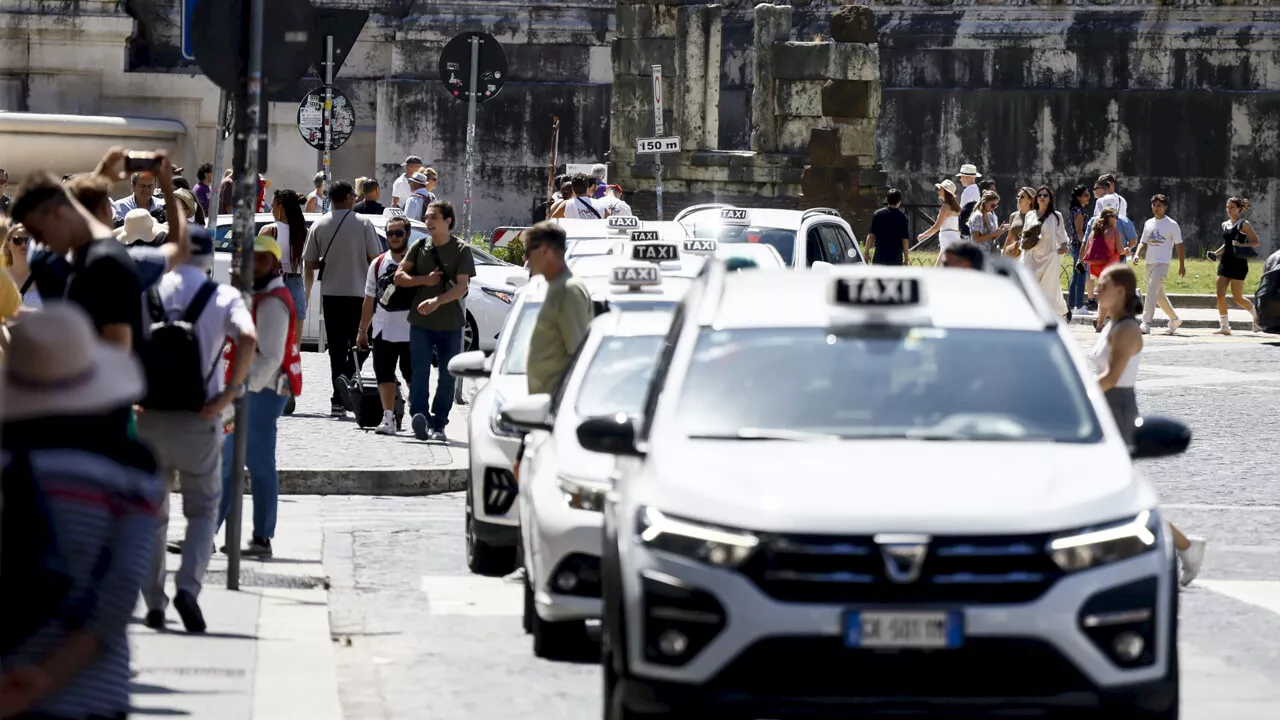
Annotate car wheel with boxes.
[522,571,534,635]
[464,486,517,576]
[464,310,479,352]
[531,608,589,661]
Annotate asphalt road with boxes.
[320,327,1280,720]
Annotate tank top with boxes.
[1222,219,1245,262]
[939,214,961,249]
[1089,317,1141,388]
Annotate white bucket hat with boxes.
[956,163,982,178]
[1,302,145,421]
[935,179,958,196]
[114,208,164,245]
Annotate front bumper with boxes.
[619,540,1175,715]
[529,476,605,622]
[468,429,521,528]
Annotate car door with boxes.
[818,223,864,264]
[802,224,832,267]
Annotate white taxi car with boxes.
[499,307,673,659]
[447,245,699,576]
[556,215,690,265]
[674,204,864,268]
[584,259,1190,718]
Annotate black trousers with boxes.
[322,295,369,402]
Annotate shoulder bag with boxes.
[314,211,352,282]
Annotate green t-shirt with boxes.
[402,235,477,331]
[527,271,593,395]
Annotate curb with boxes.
[1062,293,1236,310]
[247,467,469,496]
[1067,316,1257,331]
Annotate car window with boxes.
[818,225,855,265]
[574,335,664,418]
[548,339,589,416]
[805,227,828,266]
[693,225,796,267]
[471,246,503,266]
[214,221,273,252]
[831,224,863,264]
[676,327,1101,443]
[499,302,542,374]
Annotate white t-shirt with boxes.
[1096,192,1128,220]
[392,174,411,208]
[364,251,412,343]
[562,196,605,220]
[154,264,256,402]
[960,183,980,209]
[600,196,633,217]
[275,221,295,273]
[1141,216,1182,264]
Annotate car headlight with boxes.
[1047,509,1160,573]
[559,476,609,512]
[635,506,758,569]
[482,286,514,304]
[489,393,522,438]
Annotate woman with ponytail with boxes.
[1206,196,1262,334]
[1091,264,1206,586]
[271,189,309,340]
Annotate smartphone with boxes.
[124,152,161,174]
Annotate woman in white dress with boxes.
[918,179,962,266]
[2,222,41,310]
[1020,185,1070,319]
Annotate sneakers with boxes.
[243,537,273,558]
[412,413,429,440]
[1139,322,1151,335]
[1085,298,1098,313]
[1166,318,1183,335]
[145,609,166,630]
[330,400,346,417]
[1178,537,1207,587]
[428,429,447,442]
[173,589,206,633]
[376,411,397,436]
[1213,326,1231,336]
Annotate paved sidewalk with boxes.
[1068,306,1262,331]
[129,496,340,720]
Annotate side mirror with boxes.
[499,394,552,432]
[447,350,491,379]
[507,273,530,288]
[1130,416,1191,460]
[577,414,643,457]
[811,260,834,271]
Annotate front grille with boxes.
[741,533,1063,604]
[482,468,517,515]
[706,636,1095,700]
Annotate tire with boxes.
[464,483,517,576]
[464,310,479,351]
[531,608,589,661]
[523,572,534,635]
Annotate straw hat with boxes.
[935,179,958,196]
[1,302,145,421]
[114,208,164,245]
[956,163,982,177]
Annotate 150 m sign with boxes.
[636,136,681,154]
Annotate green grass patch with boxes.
[1058,256,1220,295]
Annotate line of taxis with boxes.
[449,208,1192,719]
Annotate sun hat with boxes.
[935,179,958,196]
[254,235,282,262]
[956,163,982,177]
[409,172,430,185]
[114,208,164,245]
[1,301,145,421]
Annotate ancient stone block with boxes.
[776,80,825,117]
[612,38,678,77]
[821,80,875,119]
[616,4,680,39]
[829,5,876,44]
[829,42,879,82]
[835,120,878,158]
[807,127,840,166]
[774,42,878,82]
[780,117,823,153]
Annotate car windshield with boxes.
[689,224,796,267]
[677,327,1101,443]
[499,302,542,375]
[575,336,664,418]
[471,246,504,266]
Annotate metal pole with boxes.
[207,90,228,232]
[322,35,334,214]
[463,35,480,240]
[227,0,265,591]
[652,65,664,222]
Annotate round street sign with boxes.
[297,87,356,151]
[191,0,318,95]
[438,32,507,104]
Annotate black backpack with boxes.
[959,200,977,238]
[140,281,221,412]
[374,251,417,312]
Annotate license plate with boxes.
[844,610,962,649]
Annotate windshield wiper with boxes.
[688,427,843,442]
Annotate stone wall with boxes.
[610,2,886,231]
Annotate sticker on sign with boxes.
[607,215,640,230]
[630,230,660,243]
[636,137,681,154]
[683,239,717,253]
[631,243,679,262]
[612,264,661,286]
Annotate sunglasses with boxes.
[10,234,29,246]
[386,229,407,238]
[1037,193,1051,199]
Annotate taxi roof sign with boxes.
[720,208,749,224]
[833,277,922,307]
[683,239,717,254]
[630,229,660,243]
[608,215,640,230]
[612,264,661,286]
[631,242,679,262]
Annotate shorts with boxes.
[372,336,411,385]
[1218,256,1249,282]
[1089,262,1107,278]
[284,274,307,321]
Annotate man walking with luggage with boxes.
[359,215,415,435]
[137,232,257,633]
[302,180,383,417]
[393,201,474,441]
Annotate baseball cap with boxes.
[254,235,282,262]
[1096,194,1120,213]
[189,225,214,256]
[404,155,424,166]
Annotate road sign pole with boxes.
[207,89,229,231]
[322,34,334,213]
[652,65,663,222]
[227,0,266,592]
[463,36,480,240]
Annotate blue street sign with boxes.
[182,0,198,61]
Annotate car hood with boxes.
[638,439,1150,535]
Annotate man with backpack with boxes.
[136,231,258,634]
[358,215,415,435]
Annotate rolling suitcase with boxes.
[347,348,405,430]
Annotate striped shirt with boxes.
[2,448,162,718]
